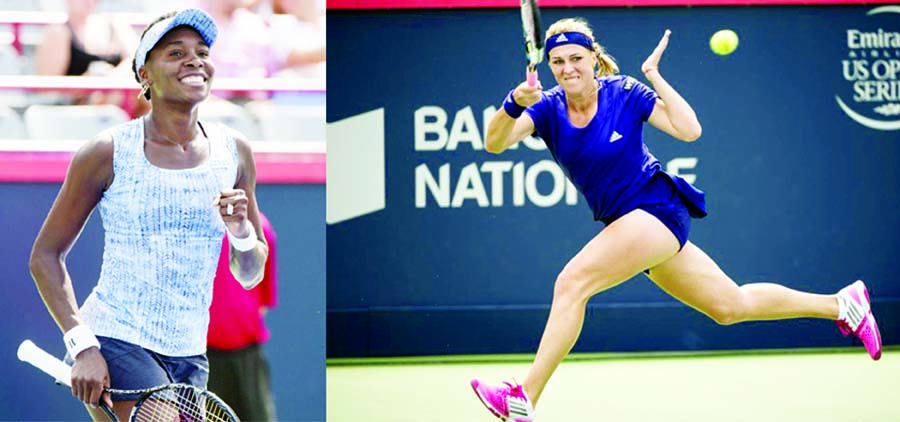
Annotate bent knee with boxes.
[705,300,746,326]
[553,273,585,303]
[553,269,610,305]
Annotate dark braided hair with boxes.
[132,11,177,100]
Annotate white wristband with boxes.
[63,325,100,358]
[227,221,258,252]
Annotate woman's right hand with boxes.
[71,348,112,409]
[512,80,543,109]
[486,81,539,153]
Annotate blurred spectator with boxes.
[269,0,325,79]
[201,0,324,80]
[207,212,278,422]
[217,0,326,105]
[35,0,139,106]
[141,0,200,16]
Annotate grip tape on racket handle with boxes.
[19,339,117,420]
[527,70,538,86]
[18,340,72,386]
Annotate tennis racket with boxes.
[519,0,545,86]
[17,339,239,422]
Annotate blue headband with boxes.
[545,31,594,58]
[134,8,218,71]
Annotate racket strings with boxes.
[132,386,236,422]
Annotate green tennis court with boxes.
[327,348,899,421]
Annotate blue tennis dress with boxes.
[80,119,239,357]
[526,75,707,243]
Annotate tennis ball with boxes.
[710,29,739,56]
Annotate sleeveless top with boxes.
[80,118,239,356]
[65,22,122,76]
[526,75,706,222]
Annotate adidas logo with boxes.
[556,33,568,42]
[609,131,623,142]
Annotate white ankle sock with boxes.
[837,294,849,322]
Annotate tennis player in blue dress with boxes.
[471,18,882,422]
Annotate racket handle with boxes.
[526,70,538,86]
[18,340,72,387]
[99,402,117,421]
[19,340,118,421]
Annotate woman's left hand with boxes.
[213,189,251,237]
[641,29,671,76]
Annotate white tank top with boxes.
[81,118,238,356]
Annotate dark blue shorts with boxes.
[639,199,692,251]
[68,336,209,401]
[603,171,693,251]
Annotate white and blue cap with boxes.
[134,8,218,71]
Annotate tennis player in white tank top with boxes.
[29,9,268,421]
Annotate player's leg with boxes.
[472,208,682,419]
[646,242,881,358]
[137,353,212,420]
[647,242,837,324]
[70,337,139,421]
[90,337,172,420]
[82,401,134,422]
[522,209,682,404]
[113,400,138,421]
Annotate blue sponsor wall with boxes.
[0,182,325,421]
[327,5,899,357]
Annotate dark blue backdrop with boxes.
[326,5,900,357]
[0,182,325,421]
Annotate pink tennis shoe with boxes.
[470,379,534,422]
[836,280,882,360]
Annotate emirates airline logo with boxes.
[836,6,900,131]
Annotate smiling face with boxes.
[547,44,597,95]
[140,26,215,105]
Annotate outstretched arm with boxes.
[642,30,702,142]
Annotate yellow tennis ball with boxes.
[710,29,739,56]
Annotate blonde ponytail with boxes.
[593,44,619,77]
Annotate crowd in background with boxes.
[0,0,325,139]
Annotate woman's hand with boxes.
[642,29,671,76]
[512,80,543,108]
[71,348,112,409]
[214,189,251,238]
